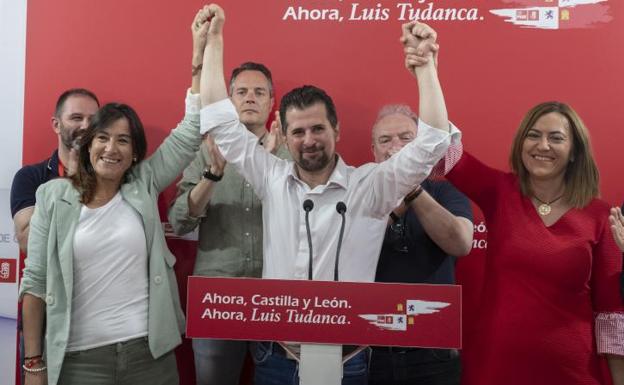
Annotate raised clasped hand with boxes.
[400,21,439,72]
[196,3,225,37]
[192,7,211,56]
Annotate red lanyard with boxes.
[58,157,66,177]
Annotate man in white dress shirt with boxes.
[196,4,459,384]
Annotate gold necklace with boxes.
[533,194,564,216]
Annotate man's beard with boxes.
[297,148,331,172]
[59,123,82,150]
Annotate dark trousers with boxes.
[251,342,368,385]
[368,347,460,385]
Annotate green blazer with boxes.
[19,111,201,385]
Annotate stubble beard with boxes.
[297,149,332,172]
[59,122,83,150]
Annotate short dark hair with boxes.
[279,85,338,135]
[54,88,99,117]
[229,62,274,96]
[72,103,147,204]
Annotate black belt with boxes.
[372,347,459,358]
[372,346,421,353]
[271,343,364,359]
[270,342,291,357]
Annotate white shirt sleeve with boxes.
[185,89,201,115]
[200,98,283,199]
[366,121,462,217]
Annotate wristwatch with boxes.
[203,168,223,182]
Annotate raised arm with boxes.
[191,7,210,95]
[200,4,227,106]
[138,10,207,192]
[401,21,447,132]
[198,4,282,198]
[186,7,227,216]
[366,23,458,218]
[167,8,228,234]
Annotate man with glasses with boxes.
[369,104,473,385]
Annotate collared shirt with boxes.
[201,99,461,282]
[10,149,61,217]
[168,139,290,278]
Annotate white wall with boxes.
[0,1,27,384]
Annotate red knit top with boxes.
[447,152,623,385]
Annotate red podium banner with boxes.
[186,277,461,348]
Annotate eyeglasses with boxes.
[386,218,409,253]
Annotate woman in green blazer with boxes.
[19,94,201,385]
[18,10,215,385]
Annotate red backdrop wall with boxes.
[21,1,624,384]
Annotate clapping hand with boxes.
[203,134,226,177]
[263,111,284,154]
[610,207,624,252]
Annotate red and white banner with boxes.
[187,277,461,348]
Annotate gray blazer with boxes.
[20,110,201,385]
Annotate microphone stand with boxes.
[334,202,347,281]
[303,199,314,280]
[300,201,349,385]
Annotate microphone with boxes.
[334,201,347,281]
[303,199,314,280]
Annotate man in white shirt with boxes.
[196,4,459,384]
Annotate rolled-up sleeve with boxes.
[427,121,464,178]
[367,121,462,217]
[200,98,239,134]
[200,99,281,199]
[592,215,624,356]
[596,313,624,355]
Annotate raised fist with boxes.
[400,21,439,72]
[204,4,225,37]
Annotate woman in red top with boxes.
[444,102,624,384]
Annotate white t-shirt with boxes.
[66,192,148,351]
